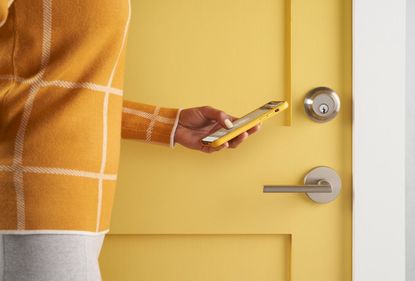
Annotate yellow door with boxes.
[99,0,352,280]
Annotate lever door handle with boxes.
[263,166,341,204]
[264,180,332,193]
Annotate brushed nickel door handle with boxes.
[263,166,341,204]
[264,180,331,193]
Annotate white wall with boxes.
[407,1,415,280]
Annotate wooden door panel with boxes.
[101,234,290,281]
[100,0,352,280]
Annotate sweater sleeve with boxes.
[121,99,183,148]
[0,0,13,28]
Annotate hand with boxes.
[174,106,261,153]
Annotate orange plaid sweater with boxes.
[0,0,182,234]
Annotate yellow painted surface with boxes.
[100,0,352,280]
[102,234,290,280]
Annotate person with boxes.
[0,0,262,280]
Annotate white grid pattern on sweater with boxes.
[0,75,123,96]
[0,0,178,232]
[122,107,175,125]
[10,0,53,230]
[0,165,117,180]
[146,106,160,142]
[95,0,132,232]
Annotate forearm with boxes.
[121,99,182,148]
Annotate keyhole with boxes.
[319,104,329,114]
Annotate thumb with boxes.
[199,106,235,129]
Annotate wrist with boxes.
[173,107,184,146]
[170,108,183,148]
[174,124,185,145]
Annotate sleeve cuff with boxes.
[121,100,182,147]
[169,108,183,148]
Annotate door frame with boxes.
[353,0,406,280]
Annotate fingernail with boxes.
[224,119,233,129]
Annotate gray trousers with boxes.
[0,233,105,281]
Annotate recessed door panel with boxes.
[100,234,290,281]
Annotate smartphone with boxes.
[201,100,289,148]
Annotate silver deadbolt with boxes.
[304,87,340,122]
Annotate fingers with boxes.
[200,123,262,153]
[228,123,262,149]
[228,132,249,148]
[201,142,229,153]
[199,106,234,129]
[246,122,262,135]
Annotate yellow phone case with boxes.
[201,101,289,148]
